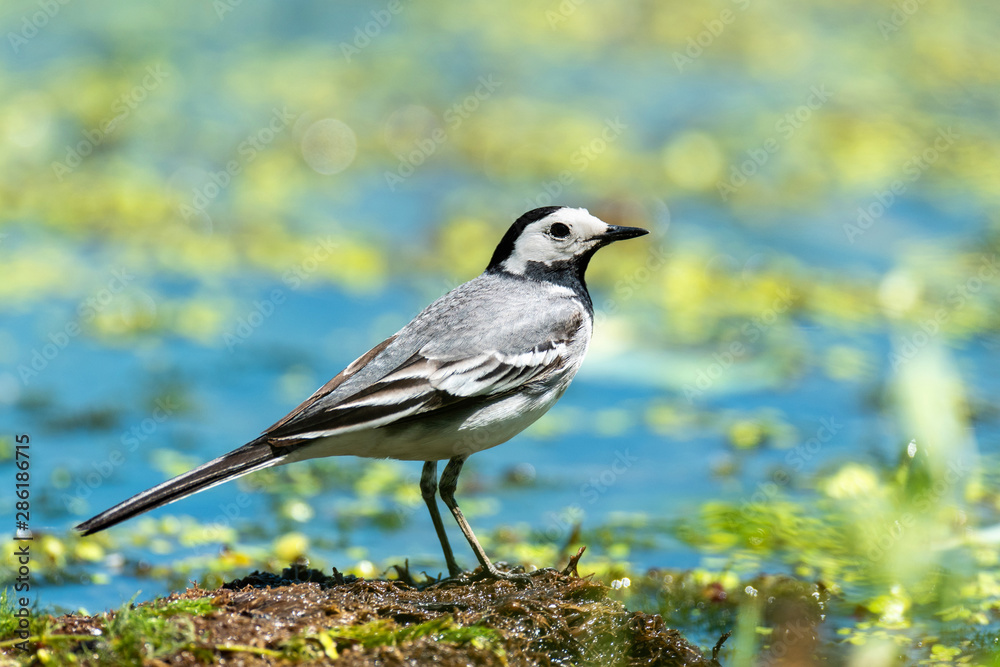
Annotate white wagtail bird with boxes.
[78,206,648,581]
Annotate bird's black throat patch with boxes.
[507,257,595,313]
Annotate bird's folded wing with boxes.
[264,341,568,442]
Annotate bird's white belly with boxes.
[285,384,567,463]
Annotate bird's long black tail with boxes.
[76,437,283,536]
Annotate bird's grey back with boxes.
[281,273,588,425]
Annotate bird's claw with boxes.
[426,563,537,587]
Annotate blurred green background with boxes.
[2,0,1000,663]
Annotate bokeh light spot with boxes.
[301,118,357,175]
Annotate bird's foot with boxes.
[427,562,535,587]
[481,566,533,585]
[529,567,563,578]
[423,548,587,589]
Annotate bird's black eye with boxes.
[549,222,570,238]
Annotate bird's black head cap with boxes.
[486,206,563,271]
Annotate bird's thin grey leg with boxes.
[420,460,462,577]
[439,456,529,582]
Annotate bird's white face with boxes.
[501,208,611,275]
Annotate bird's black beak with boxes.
[599,225,649,244]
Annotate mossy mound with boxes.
[7,561,721,666]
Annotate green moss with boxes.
[282,616,505,661]
[0,594,217,666]
[0,589,54,648]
